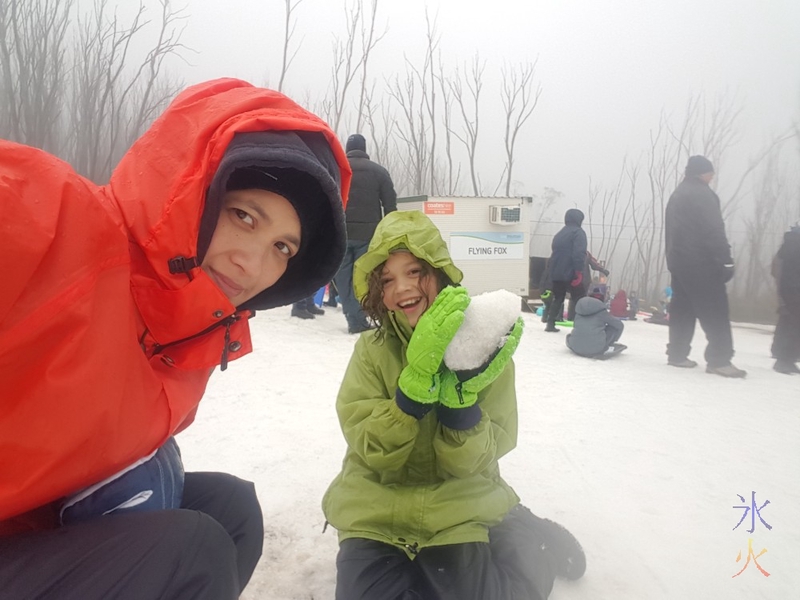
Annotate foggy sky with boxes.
[122,0,800,209]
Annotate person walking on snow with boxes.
[0,79,349,599]
[334,133,397,334]
[771,224,800,374]
[323,210,585,600]
[545,208,588,332]
[664,155,746,377]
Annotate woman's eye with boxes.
[234,208,254,226]
[409,268,421,277]
[276,242,292,256]
[380,278,392,286]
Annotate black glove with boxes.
[601,268,610,277]
[723,264,735,283]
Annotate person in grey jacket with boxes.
[566,292,625,358]
[334,134,397,333]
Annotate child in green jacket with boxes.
[322,210,585,600]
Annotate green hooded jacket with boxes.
[322,211,520,557]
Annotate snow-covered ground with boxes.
[178,304,799,600]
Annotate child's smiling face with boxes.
[379,251,440,328]
[202,188,301,306]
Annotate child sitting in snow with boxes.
[322,210,585,600]
[567,290,626,358]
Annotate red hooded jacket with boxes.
[0,79,350,534]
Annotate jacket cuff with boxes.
[395,389,435,420]
[437,404,482,430]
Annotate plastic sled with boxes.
[594,343,627,360]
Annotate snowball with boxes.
[443,289,521,371]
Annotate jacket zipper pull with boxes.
[220,319,232,371]
[456,381,465,405]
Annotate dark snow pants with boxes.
[547,281,585,325]
[667,271,734,368]
[334,504,557,600]
[0,472,263,600]
[772,295,800,362]
[334,240,371,329]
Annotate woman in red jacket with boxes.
[0,79,349,599]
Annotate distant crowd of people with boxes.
[538,155,798,377]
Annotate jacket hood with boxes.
[353,210,463,300]
[564,208,585,226]
[202,130,346,311]
[108,79,351,338]
[575,296,607,316]
[346,149,370,160]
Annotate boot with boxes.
[306,301,325,316]
[291,303,315,319]
[348,321,375,335]
[324,282,339,307]
[773,359,800,374]
[668,358,697,368]
[706,363,747,378]
[515,506,586,581]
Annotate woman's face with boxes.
[202,189,301,306]
[380,251,439,328]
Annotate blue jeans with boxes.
[60,437,184,524]
[334,240,370,328]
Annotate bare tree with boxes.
[277,0,304,93]
[70,0,186,183]
[387,61,430,196]
[435,56,460,195]
[0,0,185,183]
[420,10,439,194]
[327,0,383,137]
[354,0,385,132]
[326,1,362,134]
[500,60,541,196]
[0,0,73,153]
[450,54,485,196]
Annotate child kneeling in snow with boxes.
[322,210,585,600]
[566,291,626,358]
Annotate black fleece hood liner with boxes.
[200,131,346,311]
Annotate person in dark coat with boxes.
[537,260,557,323]
[566,291,625,358]
[566,251,609,321]
[545,209,587,332]
[334,134,397,334]
[664,155,746,377]
[771,224,800,374]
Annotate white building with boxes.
[397,195,532,296]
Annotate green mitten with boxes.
[398,286,470,403]
[440,317,524,408]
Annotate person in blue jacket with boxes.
[545,209,587,332]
